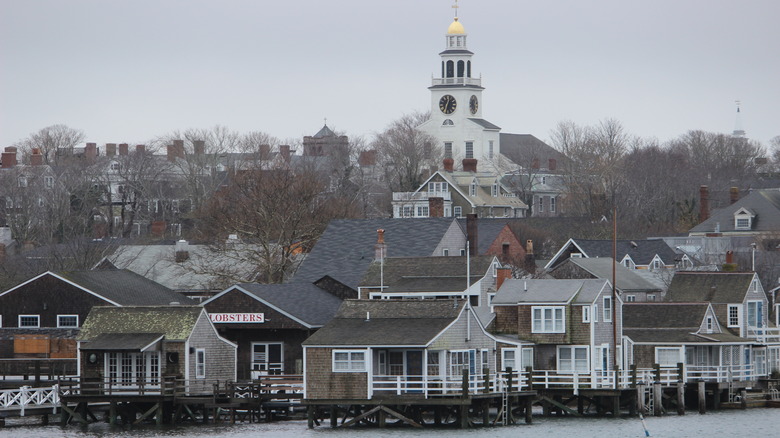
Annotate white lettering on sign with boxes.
[208,313,265,323]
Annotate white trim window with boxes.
[625,295,636,302]
[582,305,590,323]
[417,206,429,217]
[195,348,206,378]
[747,300,764,328]
[333,350,367,372]
[728,304,741,328]
[465,141,474,159]
[656,347,683,366]
[603,296,612,322]
[558,346,589,373]
[19,315,40,328]
[57,315,79,328]
[502,349,517,371]
[532,306,565,333]
[454,206,462,218]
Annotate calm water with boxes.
[1,409,777,437]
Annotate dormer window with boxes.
[469,181,476,196]
[491,183,498,197]
[734,208,755,230]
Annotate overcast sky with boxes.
[2,0,779,150]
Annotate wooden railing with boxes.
[370,369,528,397]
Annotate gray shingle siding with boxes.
[187,312,236,383]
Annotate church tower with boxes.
[417,7,501,171]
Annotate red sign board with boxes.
[208,313,265,323]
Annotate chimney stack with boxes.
[85,143,97,162]
[730,187,739,205]
[119,143,129,156]
[466,213,478,256]
[30,148,43,166]
[374,229,386,261]
[135,144,146,154]
[280,145,291,162]
[259,144,271,160]
[443,158,454,172]
[525,239,536,274]
[496,267,511,291]
[106,143,117,157]
[1,147,18,168]
[358,149,377,167]
[193,140,205,155]
[428,197,444,217]
[548,158,557,171]
[532,158,539,169]
[699,185,710,223]
[462,158,477,173]
[175,240,190,262]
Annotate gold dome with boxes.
[447,17,465,34]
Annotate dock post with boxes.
[109,402,117,425]
[42,414,49,425]
[676,381,685,415]
[577,396,584,415]
[698,381,706,414]
[459,404,469,429]
[483,367,490,394]
[307,406,315,428]
[653,383,662,416]
[637,384,645,414]
[507,367,514,392]
[482,400,490,426]
[525,397,533,424]
[740,389,747,409]
[612,395,620,418]
[378,407,386,428]
[329,406,337,428]
[631,364,637,388]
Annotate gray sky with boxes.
[2,0,779,149]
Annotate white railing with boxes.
[432,77,482,87]
[392,191,452,201]
[371,370,527,397]
[0,385,60,416]
[748,327,780,344]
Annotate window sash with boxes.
[57,315,79,328]
[196,349,206,378]
[532,306,565,333]
[333,350,366,372]
[19,315,40,328]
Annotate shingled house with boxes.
[302,300,521,400]
[492,279,622,374]
[545,238,681,271]
[0,270,192,360]
[548,257,665,302]
[358,254,501,326]
[622,303,758,377]
[78,306,236,394]
[201,282,342,379]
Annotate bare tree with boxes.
[13,125,86,165]
[372,111,441,193]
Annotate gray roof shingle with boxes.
[493,279,608,305]
[553,257,663,293]
[292,218,458,289]
[690,189,780,234]
[78,306,203,341]
[57,270,194,306]
[665,272,755,303]
[359,255,495,292]
[232,283,343,327]
[302,300,465,346]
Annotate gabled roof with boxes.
[498,133,568,168]
[0,270,193,306]
[545,238,678,269]
[665,272,756,303]
[690,189,780,234]
[302,300,466,346]
[554,257,663,293]
[312,124,336,138]
[359,255,496,293]
[467,118,501,130]
[622,303,744,343]
[204,282,342,328]
[78,306,203,341]
[291,218,458,290]
[492,278,609,305]
[455,218,522,255]
[434,171,527,209]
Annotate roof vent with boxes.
[169,301,180,306]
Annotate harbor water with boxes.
[0,409,777,438]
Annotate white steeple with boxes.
[732,100,746,138]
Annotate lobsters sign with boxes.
[208,313,265,323]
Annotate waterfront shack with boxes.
[77,306,236,393]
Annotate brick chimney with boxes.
[135,144,146,154]
[358,150,377,167]
[167,140,185,162]
[1,147,17,168]
[462,158,477,173]
[374,229,386,261]
[428,197,444,217]
[193,140,205,155]
[118,143,129,156]
[85,143,97,162]
[699,185,710,223]
[259,144,271,160]
[280,145,291,162]
[30,148,43,166]
[496,267,511,290]
[725,250,733,264]
[466,213,478,256]
[443,158,454,172]
[525,239,536,274]
[548,158,557,171]
[105,143,117,157]
[532,158,539,169]
[175,240,190,262]
[730,187,739,205]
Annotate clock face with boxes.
[470,95,479,114]
[439,95,457,114]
